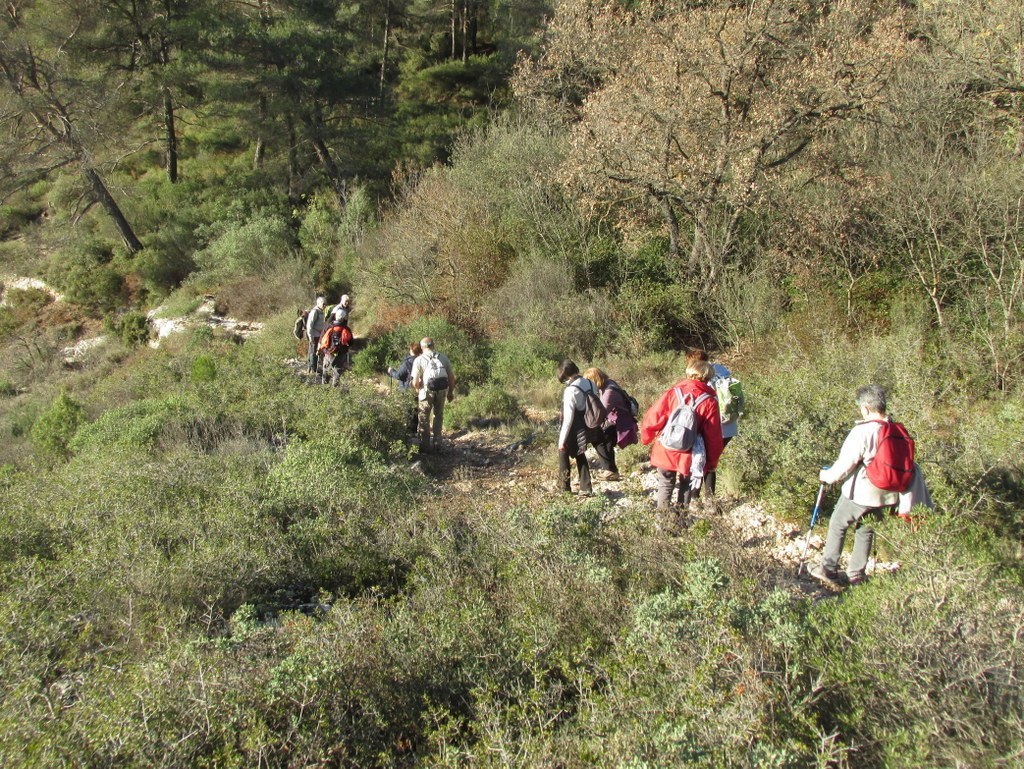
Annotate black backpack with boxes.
[293,312,307,340]
[609,383,640,419]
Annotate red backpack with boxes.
[866,419,916,492]
[318,324,353,354]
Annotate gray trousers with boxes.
[307,332,322,373]
[418,388,447,445]
[655,468,697,509]
[822,495,883,578]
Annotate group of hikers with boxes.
[555,349,741,509]
[295,293,458,453]
[557,349,931,588]
[295,293,931,588]
[295,294,354,386]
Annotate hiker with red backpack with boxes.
[640,359,724,518]
[317,316,353,386]
[810,384,919,586]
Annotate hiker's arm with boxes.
[445,357,456,391]
[639,391,669,445]
[410,360,423,390]
[820,427,867,484]
[558,387,577,450]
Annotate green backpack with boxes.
[715,376,745,424]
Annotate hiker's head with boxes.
[420,337,435,352]
[340,294,351,307]
[557,359,579,383]
[685,360,713,382]
[584,367,607,389]
[410,342,422,356]
[316,296,325,308]
[855,384,887,416]
[686,348,709,364]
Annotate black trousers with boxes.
[593,428,618,473]
[559,450,592,494]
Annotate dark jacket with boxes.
[389,353,416,389]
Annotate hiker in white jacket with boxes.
[811,384,898,586]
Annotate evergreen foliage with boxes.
[0,0,1023,764]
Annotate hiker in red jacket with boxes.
[640,359,724,514]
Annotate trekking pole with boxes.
[797,481,828,577]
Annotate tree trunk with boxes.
[253,93,268,170]
[303,112,346,206]
[163,86,178,183]
[379,0,390,99]
[83,167,143,254]
[461,0,468,62]
[286,113,299,197]
[450,0,457,60]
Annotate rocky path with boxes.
[292,358,898,600]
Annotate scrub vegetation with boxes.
[1,1,1022,766]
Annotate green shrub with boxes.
[190,214,295,286]
[191,355,217,382]
[133,238,197,294]
[444,385,525,430]
[108,311,150,346]
[614,278,699,352]
[353,316,486,387]
[51,237,124,313]
[806,517,1024,767]
[486,337,561,388]
[69,396,195,455]
[30,393,86,461]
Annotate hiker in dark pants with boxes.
[583,367,638,481]
[810,384,899,586]
[388,341,422,433]
[556,359,594,496]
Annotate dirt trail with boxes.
[292,358,896,599]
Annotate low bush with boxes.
[807,517,1024,768]
[444,384,525,430]
[487,336,562,389]
[352,316,487,387]
[190,214,296,288]
[106,311,150,346]
[30,392,86,461]
[51,237,125,314]
[191,355,217,382]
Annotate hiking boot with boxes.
[846,572,868,586]
[808,563,842,583]
[599,470,621,481]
